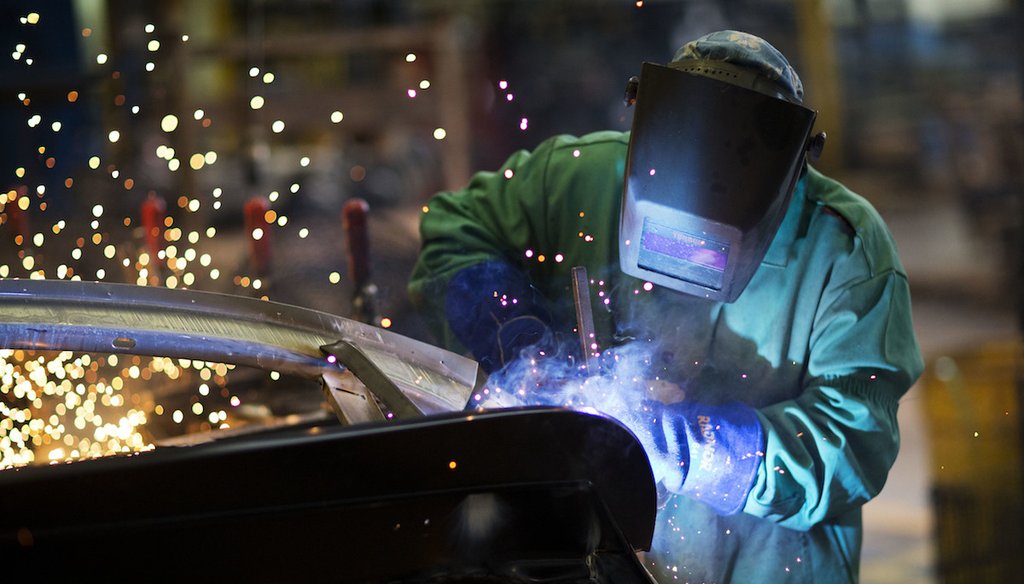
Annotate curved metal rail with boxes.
[0,279,480,421]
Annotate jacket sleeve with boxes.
[740,268,924,530]
[408,137,559,350]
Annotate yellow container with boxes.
[922,340,1024,583]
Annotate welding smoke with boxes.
[472,341,686,490]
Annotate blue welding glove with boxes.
[640,399,764,515]
[445,260,556,374]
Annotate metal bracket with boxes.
[0,279,479,426]
[320,339,424,423]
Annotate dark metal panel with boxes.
[0,407,657,582]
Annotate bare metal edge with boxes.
[0,279,480,420]
[571,266,598,372]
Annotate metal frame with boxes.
[0,279,481,422]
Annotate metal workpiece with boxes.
[320,339,424,424]
[0,279,479,420]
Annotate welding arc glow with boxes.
[477,342,683,487]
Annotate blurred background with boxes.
[0,0,1021,582]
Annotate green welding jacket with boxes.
[408,131,924,583]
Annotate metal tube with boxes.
[571,266,598,372]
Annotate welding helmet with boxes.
[619,31,825,302]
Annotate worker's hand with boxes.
[636,399,687,491]
[495,315,556,366]
[629,398,765,514]
[445,260,558,374]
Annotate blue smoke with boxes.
[469,341,685,489]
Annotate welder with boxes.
[409,30,923,583]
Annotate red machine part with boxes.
[244,196,272,277]
[3,186,30,243]
[342,198,371,288]
[140,193,166,261]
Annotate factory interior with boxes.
[1,1,1022,582]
